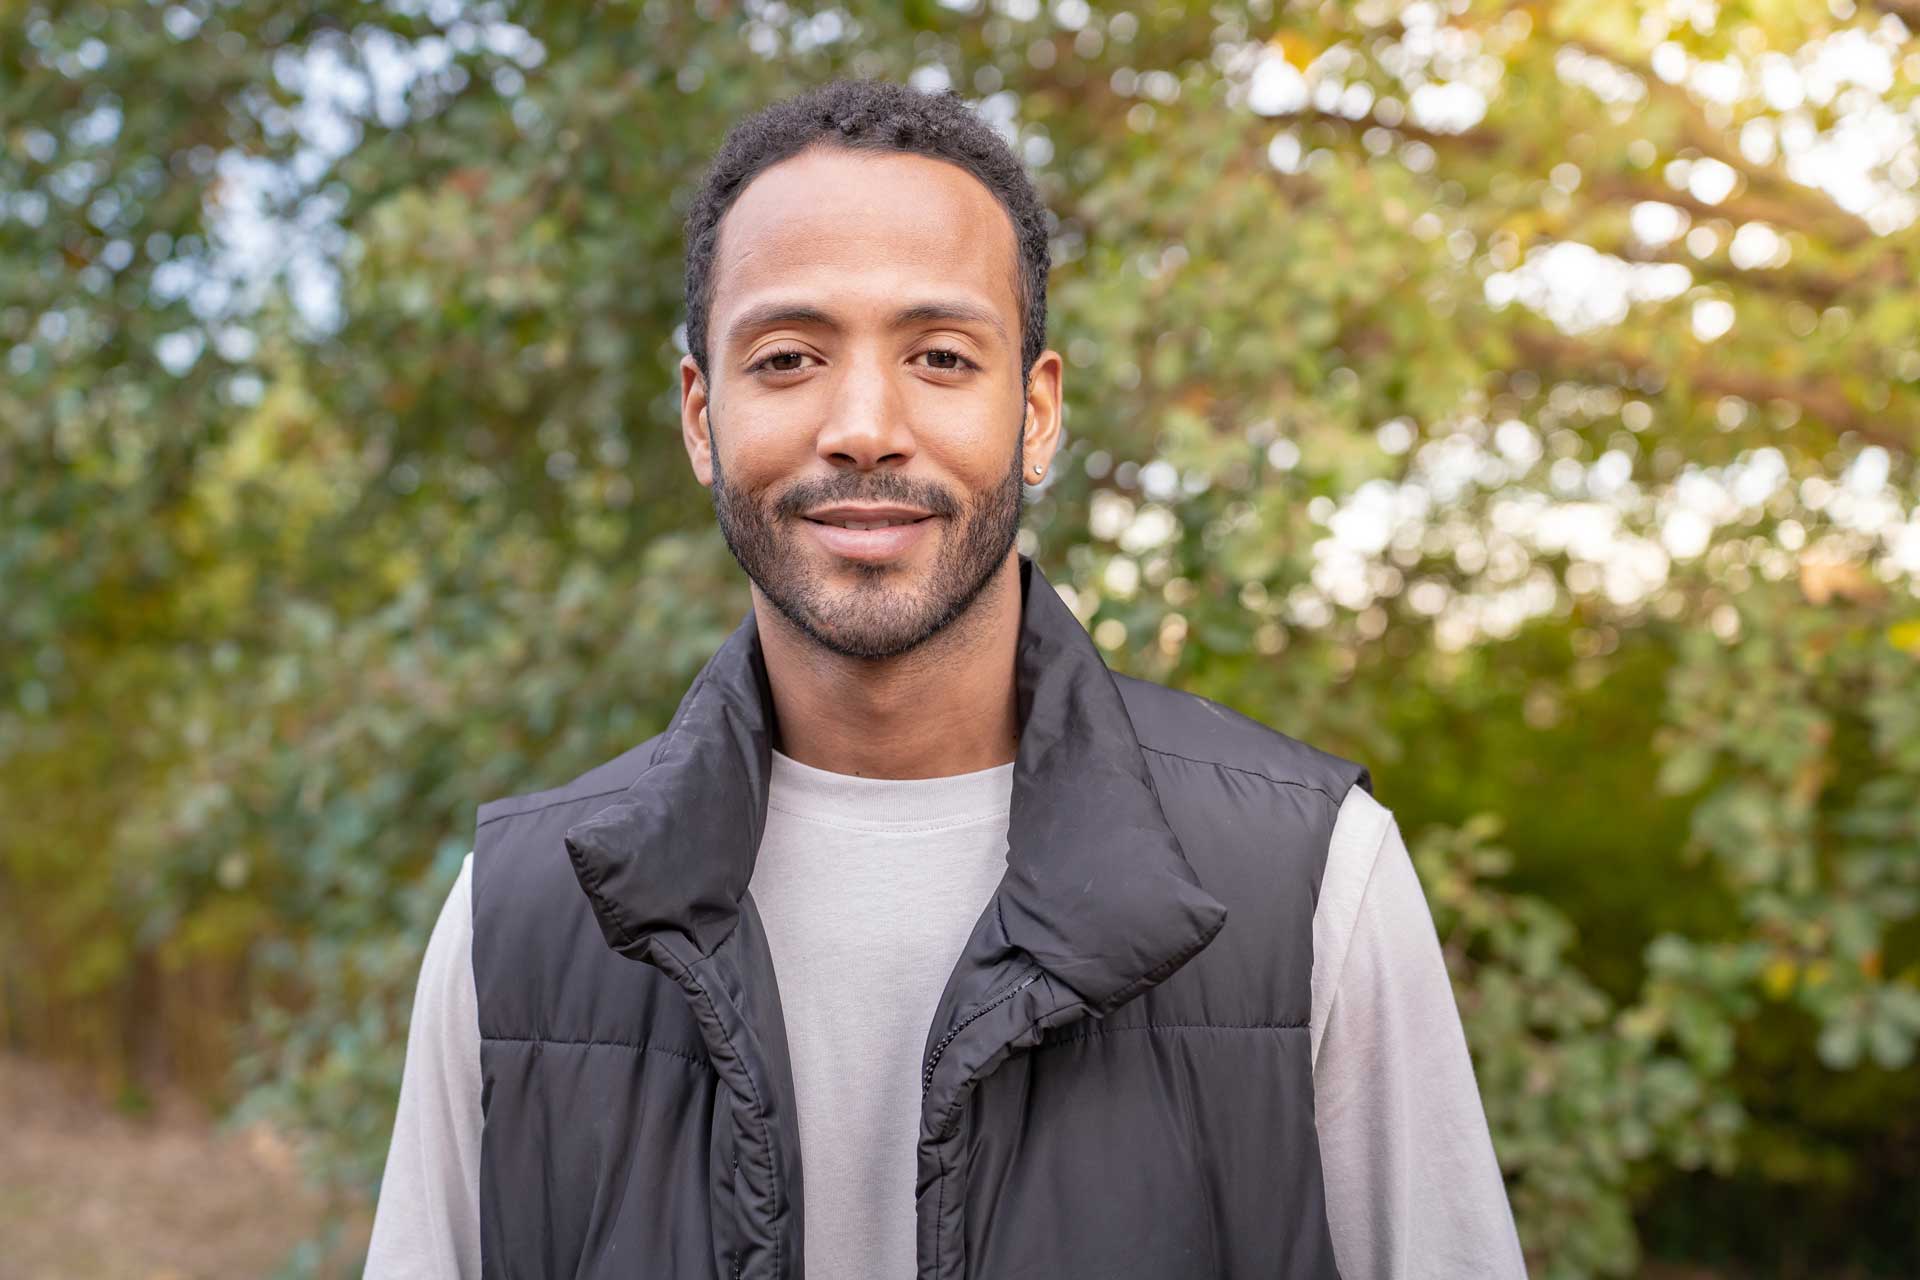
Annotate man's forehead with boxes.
[709,147,1022,341]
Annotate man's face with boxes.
[681,146,1061,661]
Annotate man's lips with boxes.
[802,505,935,527]
[800,513,937,563]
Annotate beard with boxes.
[708,408,1027,662]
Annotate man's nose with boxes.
[814,354,916,470]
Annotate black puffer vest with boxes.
[472,554,1372,1278]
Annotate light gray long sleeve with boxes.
[366,785,1526,1278]
[1311,785,1529,1279]
[364,852,482,1279]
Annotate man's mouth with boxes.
[802,506,936,529]
[804,515,935,530]
[799,512,939,563]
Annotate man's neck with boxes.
[754,553,1023,780]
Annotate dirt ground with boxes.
[0,1053,370,1280]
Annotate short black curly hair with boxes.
[683,78,1051,386]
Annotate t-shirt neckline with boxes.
[766,746,1015,831]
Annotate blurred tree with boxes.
[5,1,1918,1275]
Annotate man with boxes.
[368,79,1526,1279]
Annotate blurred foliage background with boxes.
[6,0,1920,1275]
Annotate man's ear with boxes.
[680,354,713,487]
[1021,348,1065,478]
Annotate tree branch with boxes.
[1509,327,1913,453]
[1552,35,1879,249]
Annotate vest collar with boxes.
[563,552,1228,1019]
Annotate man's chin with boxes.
[796,615,939,662]
[767,577,945,656]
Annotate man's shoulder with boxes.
[467,730,681,1024]
[469,731,671,944]
[475,731,668,832]
[1109,671,1372,807]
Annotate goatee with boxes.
[709,411,1028,661]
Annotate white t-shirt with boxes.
[366,748,1527,1278]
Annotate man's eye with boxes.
[917,349,975,371]
[751,349,812,373]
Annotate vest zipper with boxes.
[920,969,1041,1094]
[730,1155,742,1279]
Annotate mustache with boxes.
[771,477,963,520]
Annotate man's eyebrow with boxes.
[720,298,1011,351]
[888,301,1009,346]
[722,302,838,351]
